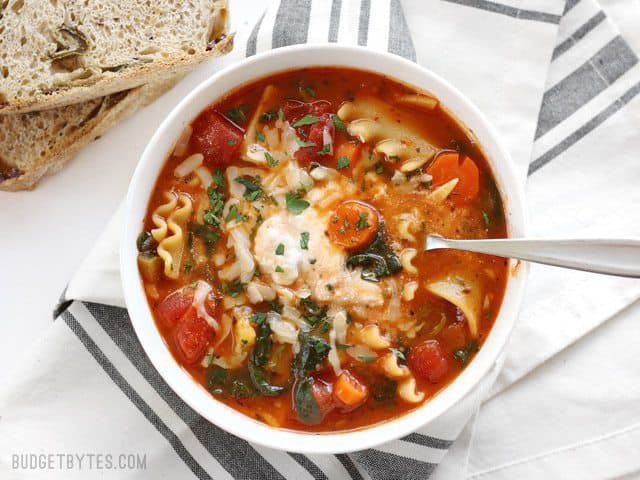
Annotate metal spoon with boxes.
[425,236,640,278]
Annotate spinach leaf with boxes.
[454,340,479,364]
[345,229,402,282]
[248,323,286,395]
[206,366,257,399]
[294,377,322,425]
[292,333,330,379]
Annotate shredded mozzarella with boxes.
[192,280,219,332]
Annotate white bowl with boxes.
[121,44,528,454]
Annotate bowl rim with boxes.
[121,43,529,454]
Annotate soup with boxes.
[136,67,508,432]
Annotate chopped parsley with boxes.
[212,168,225,188]
[275,243,285,255]
[295,138,317,148]
[482,210,490,226]
[235,176,262,201]
[227,138,237,146]
[256,131,265,142]
[337,156,350,170]
[300,231,310,250]
[188,223,220,244]
[264,151,278,167]
[259,110,278,122]
[225,204,247,223]
[332,114,347,133]
[336,343,352,350]
[454,340,479,364]
[303,85,316,98]
[356,212,370,230]
[220,280,245,298]
[358,356,377,363]
[226,104,248,123]
[275,265,284,273]
[285,191,310,214]
[316,143,331,155]
[292,114,320,128]
[374,163,384,174]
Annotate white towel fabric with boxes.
[2,0,640,479]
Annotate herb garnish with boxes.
[285,192,310,214]
[227,104,248,123]
[356,212,370,230]
[300,231,310,250]
[454,340,479,364]
[235,176,262,201]
[256,131,266,142]
[296,138,317,148]
[275,243,285,255]
[292,115,320,128]
[337,156,350,170]
[332,114,347,133]
[264,151,279,167]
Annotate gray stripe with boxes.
[246,11,265,57]
[288,453,328,480]
[552,11,606,60]
[328,0,342,42]
[335,454,365,480]
[352,449,437,480]
[61,310,211,480]
[402,432,454,450]
[564,0,580,14]
[442,0,561,24]
[358,0,371,46]
[83,302,287,480]
[536,35,638,139]
[272,0,312,49]
[388,0,417,61]
[529,80,640,174]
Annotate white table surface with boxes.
[0,0,267,384]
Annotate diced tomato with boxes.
[283,99,332,123]
[295,113,334,167]
[407,340,450,384]
[311,378,335,417]
[190,109,243,166]
[440,322,468,351]
[156,287,195,328]
[175,307,214,364]
[333,370,368,411]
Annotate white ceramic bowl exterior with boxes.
[121,44,528,454]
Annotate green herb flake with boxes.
[292,114,320,128]
[356,212,370,231]
[389,347,406,361]
[285,192,310,215]
[264,151,279,167]
[227,104,248,123]
[275,265,284,273]
[337,156,350,170]
[227,138,237,146]
[482,210,490,226]
[316,143,331,155]
[256,131,266,142]
[454,340,479,364]
[336,343,352,350]
[303,85,316,98]
[259,110,278,122]
[277,107,285,121]
[275,243,285,256]
[235,176,262,202]
[309,258,317,265]
[212,169,225,188]
[374,163,384,174]
[300,231,310,250]
[296,138,317,148]
[332,115,347,133]
[358,355,377,363]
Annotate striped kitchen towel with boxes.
[2,0,640,479]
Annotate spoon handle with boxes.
[425,236,640,278]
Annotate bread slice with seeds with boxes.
[0,0,230,113]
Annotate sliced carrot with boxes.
[426,152,480,205]
[334,140,362,174]
[328,200,380,250]
[333,370,368,410]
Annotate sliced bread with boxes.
[0,76,183,191]
[0,0,229,113]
